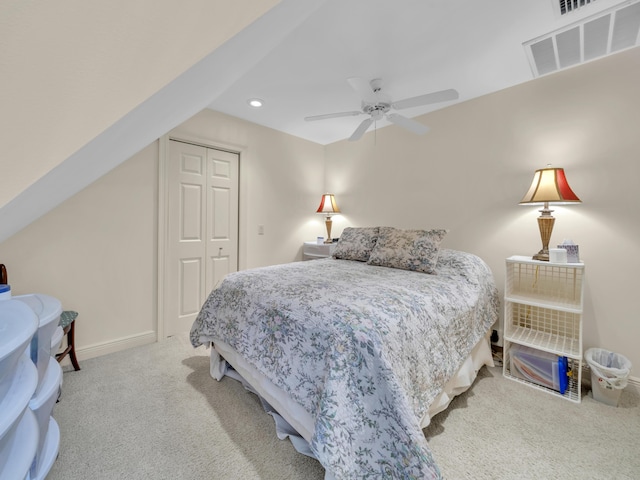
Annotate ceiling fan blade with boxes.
[347,77,378,105]
[349,117,374,141]
[386,113,429,135]
[304,111,362,121]
[392,88,459,110]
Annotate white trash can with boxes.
[585,348,632,407]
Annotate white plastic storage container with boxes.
[0,354,39,479]
[14,294,62,392]
[28,356,62,479]
[0,300,39,400]
[0,408,39,480]
[50,326,64,355]
[27,417,59,480]
[509,344,569,394]
[0,284,10,301]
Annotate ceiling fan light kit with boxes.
[304,77,459,141]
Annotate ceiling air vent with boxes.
[525,0,640,76]
[559,0,597,15]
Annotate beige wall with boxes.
[325,47,640,379]
[0,110,325,359]
[1,142,159,354]
[168,109,326,269]
[1,45,637,380]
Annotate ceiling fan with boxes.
[304,77,459,141]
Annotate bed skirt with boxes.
[208,333,493,475]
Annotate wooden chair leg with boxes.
[68,319,81,371]
[56,311,81,371]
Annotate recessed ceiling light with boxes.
[247,98,264,108]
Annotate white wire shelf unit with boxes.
[503,256,585,403]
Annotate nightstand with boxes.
[502,255,584,402]
[303,241,336,260]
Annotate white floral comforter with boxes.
[191,249,499,479]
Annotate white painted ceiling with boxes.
[207,0,635,145]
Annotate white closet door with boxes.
[206,147,239,296]
[166,140,238,337]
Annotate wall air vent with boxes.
[559,0,597,15]
[525,0,640,77]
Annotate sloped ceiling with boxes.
[1,0,637,242]
[0,0,320,242]
[0,0,284,208]
[207,0,639,145]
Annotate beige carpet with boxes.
[48,335,640,479]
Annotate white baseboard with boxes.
[58,330,157,366]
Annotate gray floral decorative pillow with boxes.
[332,227,380,262]
[367,227,448,273]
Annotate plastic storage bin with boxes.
[0,408,39,480]
[0,300,39,399]
[14,294,62,393]
[28,355,62,479]
[0,284,10,301]
[585,348,632,407]
[50,326,64,355]
[28,416,60,480]
[510,344,569,394]
[0,354,39,479]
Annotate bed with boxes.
[191,227,499,479]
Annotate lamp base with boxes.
[324,216,333,244]
[533,250,550,262]
[533,207,554,262]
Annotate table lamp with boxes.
[316,194,340,243]
[519,166,581,261]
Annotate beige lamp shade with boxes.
[520,167,581,205]
[316,193,341,214]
